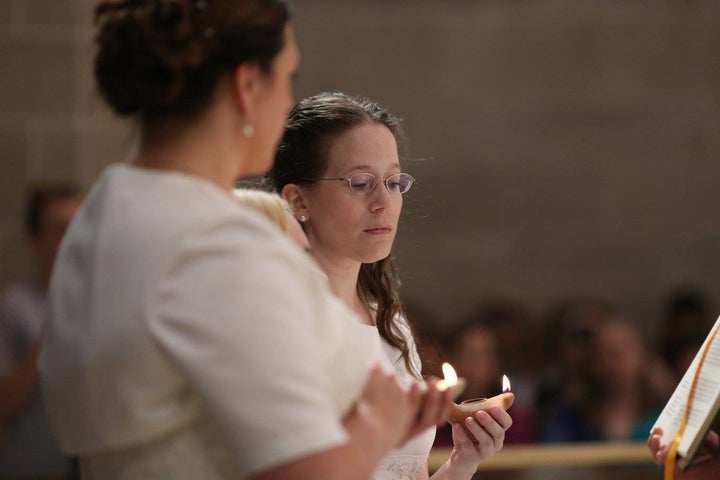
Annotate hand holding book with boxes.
[648,425,720,478]
[650,314,720,476]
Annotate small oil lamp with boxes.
[448,373,515,424]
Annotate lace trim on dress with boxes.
[373,453,427,480]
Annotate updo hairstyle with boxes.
[93,0,290,119]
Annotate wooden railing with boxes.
[428,441,654,471]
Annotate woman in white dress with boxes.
[269,91,513,480]
[38,2,444,479]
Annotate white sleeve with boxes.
[147,218,348,476]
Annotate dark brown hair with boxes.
[268,92,419,378]
[93,0,290,120]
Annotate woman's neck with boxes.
[314,255,372,325]
[134,88,251,192]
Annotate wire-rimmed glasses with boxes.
[318,172,415,194]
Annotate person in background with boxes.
[269,91,512,480]
[658,286,716,381]
[473,300,539,444]
[39,2,442,479]
[533,298,613,437]
[540,315,670,443]
[445,321,501,406]
[0,183,82,479]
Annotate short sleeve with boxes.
[147,218,348,476]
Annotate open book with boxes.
[651,314,720,470]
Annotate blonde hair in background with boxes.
[233,188,292,234]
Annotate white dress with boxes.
[39,164,381,479]
[370,319,437,480]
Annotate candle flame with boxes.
[441,362,458,386]
[502,374,511,393]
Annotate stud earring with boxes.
[299,215,306,223]
[243,123,254,138]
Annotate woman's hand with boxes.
[648,427,720,479]
[401,378,453,445]
[648,427,670,465]
[255,365,421,480]
[443,405,512,480]
[354,364,422,449]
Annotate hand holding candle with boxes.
[447,371,515,424]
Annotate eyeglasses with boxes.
[318,172,415,195]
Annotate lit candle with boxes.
[436,362,457,390]
[435,362,467,399]
[502,374,511,393]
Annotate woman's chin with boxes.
[359,250,392,265]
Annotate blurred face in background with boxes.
[452,325,500,397]
[30,196,82,271]
[591,319,645,392]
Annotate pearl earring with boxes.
[299,215,306,222]
[243,123,255,138]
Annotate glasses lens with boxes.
[348,173,377,193]
[387,173,414,194]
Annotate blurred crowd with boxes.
[409,288,717,449]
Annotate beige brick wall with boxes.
[0,0,129,285]
[2,0,719,336]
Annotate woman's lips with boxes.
[364,227,392,234]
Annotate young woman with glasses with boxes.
[269,91,512,480]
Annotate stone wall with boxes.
[2,0,719,336]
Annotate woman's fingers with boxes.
[703,429,720,452]
[358,365,417,447]
[419,380,452,425]
[647,428,668,465]
[456,405,511,455]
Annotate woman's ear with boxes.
[281,184,309,222]
[231,61,262,121]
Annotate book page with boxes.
[652,315,720,458]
